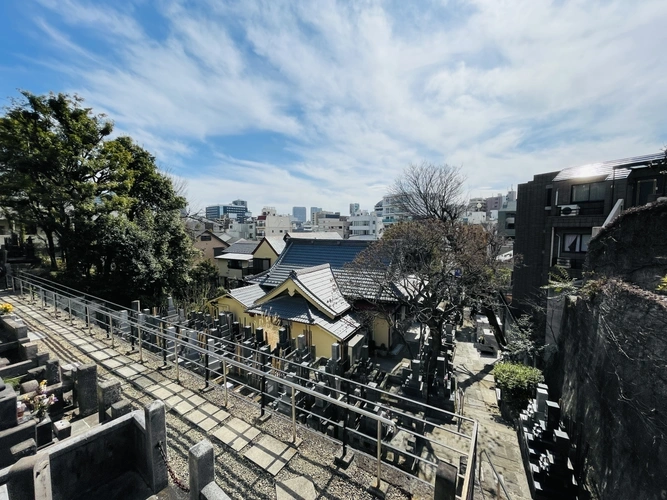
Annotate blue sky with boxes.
[1,0,666,217]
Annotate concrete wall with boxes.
[48,412,141,500]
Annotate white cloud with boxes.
[23,0,667,213]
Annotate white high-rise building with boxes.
[349,211,384,239]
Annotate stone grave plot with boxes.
[212,417,261,452]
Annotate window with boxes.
[563,234,591,253]
[545,187,553,206]
[636,179,657,205]
[200,234,211,241]
[227,260,246,269]
[571,182,606,202]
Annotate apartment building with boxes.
[513,152,666,311]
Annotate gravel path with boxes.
[2,291,433,500]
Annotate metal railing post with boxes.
[68,297,72,323]
[291,385,297,443]
[19,278,23,297]
[175,332,180,383]
[260,374,266,417]
[87,306,92,335]
[53,292,57,316]
[222,359,227,407]
[376,419,382,489]
[109,312,115,349]
[204,338,210,390]
[138,322,143,363]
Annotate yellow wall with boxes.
[289,322,338,359]
[373,315,390,349]
[210,297,339,357]
[214,296,254,327]
[253,240,279,264]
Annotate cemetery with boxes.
[0,270,481,497]
[517,383,578,499]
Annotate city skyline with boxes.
[1,1,665,215]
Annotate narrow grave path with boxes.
[454,326,532,500]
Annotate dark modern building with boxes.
[206,200,251,222]
[513,152,667,311]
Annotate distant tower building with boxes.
[310,207,322,223]
[349,203,360,216]
[292,206,307,222]
[205,201,251,222]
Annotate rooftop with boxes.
[222,239,261,255]
[552,152,666,182]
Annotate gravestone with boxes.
[75,364,98,418]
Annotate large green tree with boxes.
[0,91,194,305]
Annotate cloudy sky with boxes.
[1,0,666,216]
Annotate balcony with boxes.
[557,201,605,217]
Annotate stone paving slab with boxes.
[276,477,317,500]
[244,435,297,476]
[89,350,112,361]
[173,400,194,416]
[131,374,163,390]
[115,363,148,379]
[100,358,124,370]
[213,417,260,452]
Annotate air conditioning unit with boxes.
[560,204,580,216]
[557,258,572,268]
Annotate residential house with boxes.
[212,238,403,361]
[214,239,260,289]
[250,236,286,275]
[513,152,667,311]
[193,230,230,263]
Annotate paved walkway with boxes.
[3,289,530,499]
[454,326,531,499]
[4,293,298,478]
[1,291,429,500]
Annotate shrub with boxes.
[493,362,544,416]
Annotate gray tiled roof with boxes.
[248,238,399,303]
[227,284,267,308]
[290,264,350,317]
[260,236,286,255]
[223,239,260,255]
[552,153,665,182]
[287,232,342,240]
[247,295,360,341]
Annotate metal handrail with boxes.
[6,271,479,498]
[479,448,512,499]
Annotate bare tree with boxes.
[391,162,466,222]
[349,163,505,395]
[348,218,504,391]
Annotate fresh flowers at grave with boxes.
[24,380,57,420]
